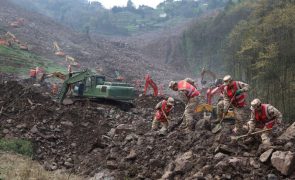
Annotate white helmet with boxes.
[223,75,232,85]
[167,97,175,106]
[169,81,177,89]
[251,99,261,110]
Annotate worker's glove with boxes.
[235,89,243,96]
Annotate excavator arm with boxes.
[39,72,66,82]
[200,67,217,85]
[57,69,93,103]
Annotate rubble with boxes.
[271,151,295,175]
[0,80,294,179]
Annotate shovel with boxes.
[212,92,236,134]
[230,128,272,141]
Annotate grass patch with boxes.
[0,45,66,75]
[0,151,83,180]
[0,139,33,156]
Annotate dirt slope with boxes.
[0,0,189,88]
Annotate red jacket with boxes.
[254,104,275,129]
[225,81,246,107]
[177,80,200,98]
[155,100,173,122]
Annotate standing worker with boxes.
[245,99,282,146]
[152,97,175,134]
[169,78,200,132]
[217,75,250,134]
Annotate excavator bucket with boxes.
[195,104,213,113]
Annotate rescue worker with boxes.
[169,79,200,131]
[152,97,175,134]
[217,75,250,134]
[51,83,58,95]
[245,99,282,146]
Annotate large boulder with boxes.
[271,151,295,175]
[278,122,295,141]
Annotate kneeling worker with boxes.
[152,97,175,134]
[246,99,282,146]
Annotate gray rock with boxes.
[214,152,228,161]
[249,158,260,169]
[2,129,9,134]
[6,119,13,124]
[260,149,274,163]
[267,174,278,180]
[174,151,194,172]
[16,123,27,129]
[271,151,295,175]
[278,122,295,141]
[106,160,118,169]
[30,125,38,134]
[90,169,115,180]
[61,121,74,127]
[125,149,137,160]
[115,124,134,134]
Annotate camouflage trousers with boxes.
[246,122,271,145]
[183,96,199,131]
[217,100,248,134]
[152,118,168,132]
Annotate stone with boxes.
[271,151,295,175]
[16,123,27,129]
[278,122,295,141]
[174,151,194,172]
[125,149,137,160]
[106,161,118,169]
[2,129,9,134]
[6,119,13,124]
[30,125,38,134]
[284,142,293,149]
[107,128,116,137]
[259,149,274,163]
[90,169,115,180]
[214,152,228,161]
[61,121,74,127]
[249,158,260,169]
[267,174,278,180]
[115,124,134,134]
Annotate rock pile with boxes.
[0,80,295,179]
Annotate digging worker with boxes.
[217,75,250,134]
[245,99,282,146]
[169,78,200,131]
[152,97,175,133]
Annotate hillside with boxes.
[0,0,188,88]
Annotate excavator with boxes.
[0,32,28,50]
[56,69,135,104]
[53,41,65,57]
[65,55,80,67]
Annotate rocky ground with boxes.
[0,78,295,180]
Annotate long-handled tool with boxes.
[161,109,170,123]
[230,128,272,140]
[212,92,236,134]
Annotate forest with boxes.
[10,0,229,35]
[181,0,295,120]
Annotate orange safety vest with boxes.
[225,81,246,107]
[155,100,173,122]
[254,104,275,129]
[177,80,200,98]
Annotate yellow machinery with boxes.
[53,41,65,56]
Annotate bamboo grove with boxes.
[181,0,295,120]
